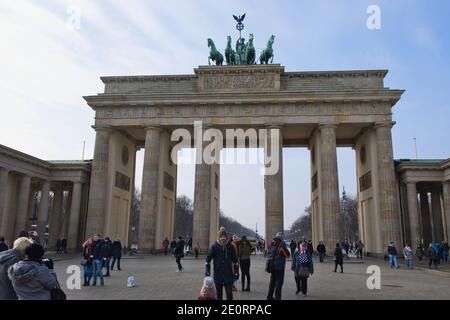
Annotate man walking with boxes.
[175,236,185,272]
[316,241,326,263]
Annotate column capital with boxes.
[318,122,339,130]
[264,123,284,129]
[405,181,417,185]
[374,121,396,130]
[0,167,10,173]
[143,125,163,132]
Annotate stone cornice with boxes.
[100,74,195,84]
[283,69,388,79]
[84,89,404,108]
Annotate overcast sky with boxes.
[1,0,449,232]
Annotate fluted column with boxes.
[443,182,450,243]
[406,182,421,249]
[48,184,63,249]
[14,175,31,237]
[37,180,51,239]
[375,122,402,249]
[67,182,82,251]
[264,125,284,245]
[319,123,341,248]
[420,191,432,245]
[86,127,111,237]
[0,168,10,239]
[431,189,444,242]
[139,126,162,252]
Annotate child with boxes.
[198,276,217,300]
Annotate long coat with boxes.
[206,241,238,285]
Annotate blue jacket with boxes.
[267,238,290,271]
[291,250,309,275]
[8,260,57,300]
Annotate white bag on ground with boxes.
[127,276,136,288]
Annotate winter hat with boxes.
[25,243,45,261]
[275,232,283,240]
[218,230,227,239]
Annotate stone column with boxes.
[86,126,111,237]
[67,182,83,251]
[37,180,51,240]
[139,126,162,252]
[0,168,10,239]
[431,189,444,242]
[264,126,284,245]
[420,191,432,245]
[14,175,31,237]
[48,184,63,249]
[406,182,421,249]
[442,182,450,243]
[319,123,341,249]
[374,122,402,249]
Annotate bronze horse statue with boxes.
[207,38,224,66]
[260,35,275,64]
[246,33,256,64]
[225,36,236,65]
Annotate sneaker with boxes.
[295,290,300,295]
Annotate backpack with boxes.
[265,240,282,273]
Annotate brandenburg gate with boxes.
[83,64,405,255]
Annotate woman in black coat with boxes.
[111,239,122,271]
[334,243,344,273]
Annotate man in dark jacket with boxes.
[103,237,114,276]
[0,237,33,299]
[266,232,290,300]
[111,239,122,271]
[289,240,296,257]
[206,229,238,300]
[92,234,105,286]
[175,236,185,272]
[238,236,252,291]
[334,243,344,273]
[317,241,326,263]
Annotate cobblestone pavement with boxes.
[51,253,450,300]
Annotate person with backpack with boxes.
[205,229,238,300]
[175,236,185,272]
[266,232,290,300]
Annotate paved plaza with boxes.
[51,253,450,300]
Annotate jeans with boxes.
[111,256,121,270]
[103,257,111,275]
[240,259,251,290]
[389,255,398,269]
[406,259,413,270]
[319,252,325,263]
[215,281,233,300]
[267,269,285,300]
[444,252,449,263]
[83,265,93,284]
[92,259,104,286]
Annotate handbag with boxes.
[299,266,310,278]
[50,280,66,300]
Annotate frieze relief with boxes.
[96,102,391,119]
